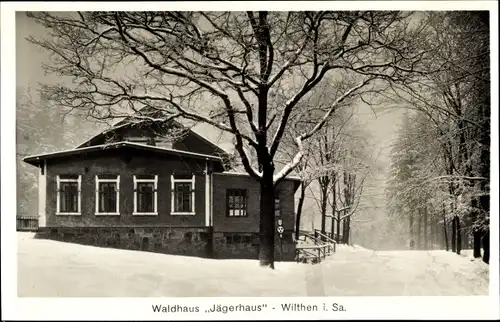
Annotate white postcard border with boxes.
[1,1,499,320]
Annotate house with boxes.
[23,118,301,260]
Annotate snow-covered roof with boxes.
[23,141,222,167]
[188,122,235,155]
[75,110,235,155]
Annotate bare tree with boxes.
[27,11,434,268]
[282,91,375,244]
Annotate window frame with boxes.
[56,175,81,215]
[95,175,120,216]
[226,189,248,217]
[133,175,158,216]
[170,174,196,215]
[275,197,281,217]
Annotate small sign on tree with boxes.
[277,225,284,237]
[276,225,285,262]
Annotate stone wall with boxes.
[35,226,297,261]
[212,231,296,261]
[36,226,213,258]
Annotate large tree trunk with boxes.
[294,182,306,241]
[336,174,341,244]
[256,83,277,269]
[479,181,490,264]
[342,219,346,244]
[482,229,489,264]
[330,178,337,240]
[424,205,428,250]
[409,211,414,249]
[416,209,421,250]
[319,182,328,241]
[341,171,348,244]
[258,172,275,268]
[442,204,449,251]
[478,129,490,264]
[479,146,490,264]
[456,216,461,255]
[345,217,351,245]
[473,229,482,257]
[451,216,457,253]
[336,210,341,244]
[471,198,482,257]
[342,218,347,244]
[437,220,443,249]
[429,215,434,250]
[434,217,438,249]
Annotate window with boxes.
[133,175,158,215]
[56,175,81,215]
[171,174,195,215]
[227,189,247,217]
[95,175,120,215]
[275,197,281,217]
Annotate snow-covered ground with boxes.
[17,232,488,297]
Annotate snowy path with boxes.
[314,245,488,296]
[17,233,488,297]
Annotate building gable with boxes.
[76,116,231,161]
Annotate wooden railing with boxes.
[313,229,343,244]
[295,230,336,263]
[314,229,332,240]
[298,232,321,244]
[314,230,337,253]
[16,216,39,232]
[295,244,333,263]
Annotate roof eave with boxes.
[22,157,42,167]
[22,142,223,168]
